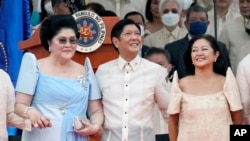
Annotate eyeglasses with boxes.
[58,38,78,45]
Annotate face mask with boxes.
[161,12,180,27]
[44,1,54,15]
[177,0,193,10]
[139,24,145,37]
[189,22,207,35]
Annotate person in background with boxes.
[83,2,105,16]
[96,19,169,141]
[124,11,147,37]
[15,14,103,141]
[52,0,71,14]
[236,54,250,124]
[143,0,187,49]
[219,0,250,73]
[168,34,242,141]
[40,0,54,22]
[88,0,147,18]
[145,47,172,81]
[165,4,230,79]
[145,47,171,141]
[65,0,85,14]
[0,69,31,141]
[145,0,164,34]
[196,0,213,10]
[206,0,240,37]
[177,0,194,27]
[31,0,72,34]
[99,10,117,17]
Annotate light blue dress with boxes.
[16,53,101,141]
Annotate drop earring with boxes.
[214,58,217,62]
[49,47,52,52]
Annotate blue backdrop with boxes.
[0,0,31,135]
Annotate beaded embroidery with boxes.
[77,75,88,89]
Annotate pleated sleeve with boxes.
[16,52,39,95]
[167,71,183,115]
[85,57,101,100]
[224,68,243,111]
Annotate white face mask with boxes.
[44,1,54,15]
[139,24,145,37]
[177,0,193,10]
[161,12,180,27]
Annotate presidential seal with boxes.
[72,10,106,53]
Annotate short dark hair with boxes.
[186,4,208,21]
[183,34,228,76]
[100,10,117,17]
[145,47,171,63]
[52,0,63,7]
[40,14,79,51]
[111,19,141,52]
[83,2,105,16]
[124,11,145,24]
[145,0,153,22]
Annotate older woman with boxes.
[15,14,103,141]
[168,34,242,141]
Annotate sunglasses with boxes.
[58,38,78,45]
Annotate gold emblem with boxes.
[72,10,106,53]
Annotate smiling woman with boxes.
[168,34,243,141]
[14,14,104,141]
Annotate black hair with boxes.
[183,34,228,76]
[40,14,79,51]
[100,10,117,17]
[145,0,153,22]
[83,2,105,16]
[52,0,63,7]
[29,0,33,17]
[111,19,141,52]
[40,0,48,21]
[145,47,171,63]
[124,11,145,24]
[186,4,208,21]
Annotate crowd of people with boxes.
[1,0,250,141]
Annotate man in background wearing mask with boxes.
[143,0,187,49]
[219,0,250,73]
[165,4,230,79]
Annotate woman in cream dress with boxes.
[168,34,242,141]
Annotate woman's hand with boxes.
[74,119,102,137]
[27,108,52,129]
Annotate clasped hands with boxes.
[74,119,102,137]
[27,109,102,137]
[26,108,52,129]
